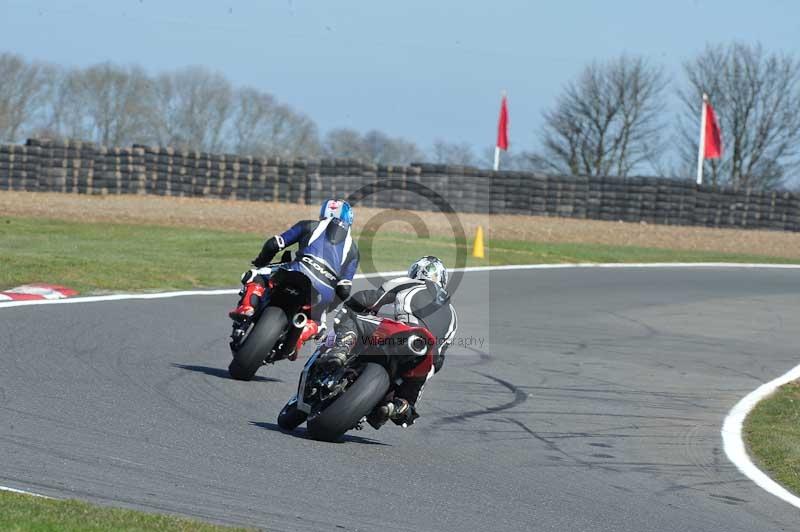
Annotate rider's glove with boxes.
[252,235,283,268]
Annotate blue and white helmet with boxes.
[408,256,448,290]
[320,199,354,225]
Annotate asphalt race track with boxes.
[2,268,800,531]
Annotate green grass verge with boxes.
[0,490,253,532]
[744,380,800,496]
[1,216,798,294]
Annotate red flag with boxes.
[704,100,722,159]
[496,95,509,151]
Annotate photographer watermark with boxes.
[345,178,468,297]
[359,334,485,350]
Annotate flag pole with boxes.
[696,93,708,185]
[493,146,500,171]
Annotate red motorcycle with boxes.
[277,317,436,442]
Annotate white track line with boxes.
[0,288,239,309]
[0,485,52,498]
[2,261,800,508]
[721,363,800,509]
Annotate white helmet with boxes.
[408,256,448,290]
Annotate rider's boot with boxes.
[315,310,328,340]
[228,282,264,321]
[290,319,319,360]
[323,330,357,368]
[367,398,411,429]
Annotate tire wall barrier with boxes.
[1,138,799,231]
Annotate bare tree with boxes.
[431,139,476,166]
[50,62,154,146]
[149,66,233,152]
[678,42,800,189]
[362,130,422,165]
[477,146,539,171]
[323,128,369,160]
[323,128,421,164]
[532,55,666,177]
[0,53,56,142]
[231,87,320,158]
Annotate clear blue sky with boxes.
[1,0,798,154]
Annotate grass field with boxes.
[0,490,252,532]
[744,381,800,496]
[5,191,800,260]
[2,216,798,294]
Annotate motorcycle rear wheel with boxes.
[306,363,390,442]
[229,306,288,381]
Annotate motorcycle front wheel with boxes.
[306,363,390,442]
[277,397,307,430]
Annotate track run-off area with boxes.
[1,264,799,531]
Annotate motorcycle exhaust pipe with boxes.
[407,334,429,356]
[292,312,308,329]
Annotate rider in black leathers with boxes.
[327,256,457,428]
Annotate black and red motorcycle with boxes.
[228,251,320,381]
[277,317,436,441]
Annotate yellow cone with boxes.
[472,226,485,259]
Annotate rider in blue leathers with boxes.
[229,200,359,350]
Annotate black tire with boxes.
[227,358,253,381]
[306,363,390,442]
[277,398,307,431]
[229,307,288,381]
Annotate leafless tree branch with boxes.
[533,55,667,177]
[678,42,800,189]
[0,53,56,142]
